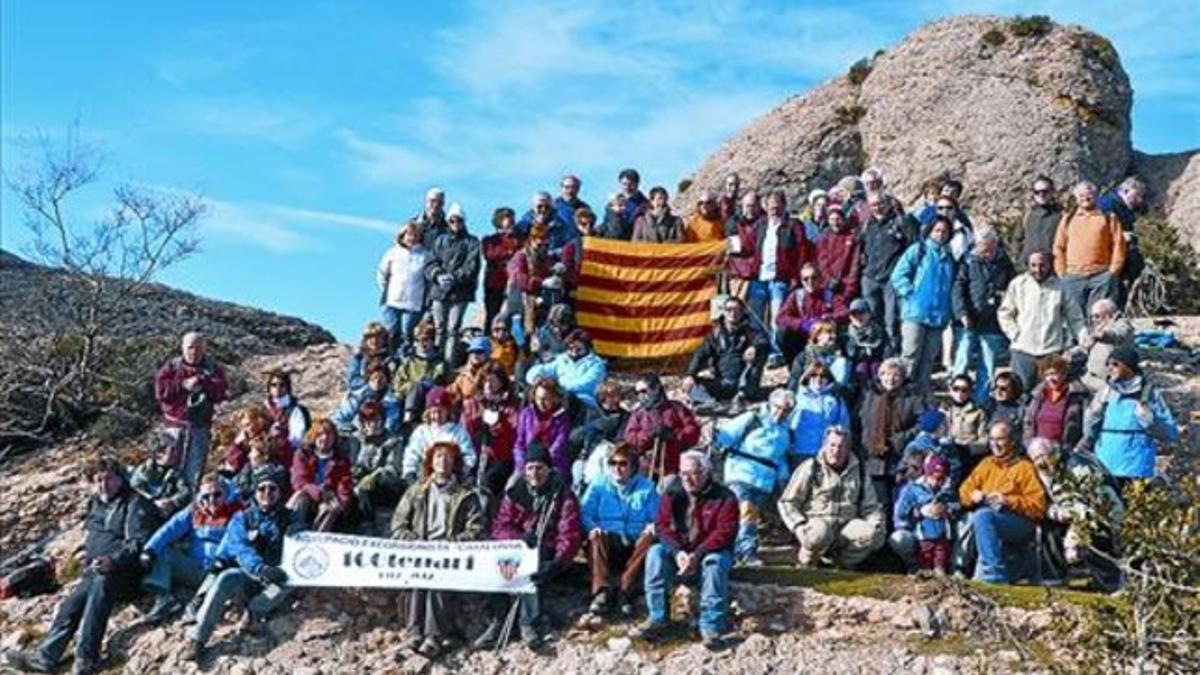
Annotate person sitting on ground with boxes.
[1026,437,1125,585]
[333,360,402,436]
[857,357,926,507]
[789,362,850,462]
[475,444,582,650]
[580,443,660,617]
[1077,345,1179,487]
[1022,355,1089,449]
[631,451,738,649]
[997,250,1089,393]
[514,378,572,479]
[1079,298,1134,393]
[777,263,848,364]
[460,363,520,501]
[958,419,1046,584]
[779,425,885,569]
[895,409,963,489]
[288,418,354,532]
[263,369,310,458]
[943,374,988,464]
[5,455,154,675]
[891,454,958,574]
[345,321,397,392]
[844,299,887,396]
[155,331,229,489]
[222,404,291,476]
[376,221,431,353]
[527,302,576,367]
[447,336,492,403]
[227,434,283,504]
[571,379,632,490]
[391,441,486,658]
[489,314,520,377]
[785,319,851,392]
[131,428,194,524]
[624,374,701,482]
[346,401,405,534]
[401,386,477,488]
[391,322,449,427]
[139,474,240,625]
[983,370,1025,430]
[631,186,685,243]
[715,388,797,567]
[681,296,769,408]
[186,465,300,662]
[524,328,608,408]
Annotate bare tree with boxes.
[0,125,206,458]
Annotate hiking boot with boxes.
[4,650,56,673]
[70,658,98,675]
[472,620,501,650]
[796,547,816,568]
[180,597,201,625]
[182,641,204,663]
[628,620,670,642]
[417,637,442,659]
[700,631,722,651]
[401,630,424,652]
[618,594,637,619]
[519,624,544,649]
[143,596,181,624]
[589,591,610,614]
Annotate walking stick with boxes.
[496,485,559,652]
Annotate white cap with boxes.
[447,202,466,221]
[425,187,445,201]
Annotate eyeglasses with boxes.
[936,205,954,212]
[635,388,651,395]
[1033,189,1052,195]
[608,459,629,467]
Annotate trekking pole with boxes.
[496,487,558,652]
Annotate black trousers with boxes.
[38,570,137,665]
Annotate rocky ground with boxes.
[1,321,1195,674]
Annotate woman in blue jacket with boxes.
[789,362,850,460]
[890,216,957,393]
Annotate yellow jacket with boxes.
[685,214,725,243]
[959,454,1047,522]
[1053,207,1126,277]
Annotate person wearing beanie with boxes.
[844,298,887,397]
[416,186,447,249]
[401,386,477,486]
[447,336,492,403]
[130,427,194,523]
[481,206,522,331]
[6,455,154,675]
[1077,345,1179,484]
[185,463,300,662]
[426,202,481,363]
[799,188,829,243]
[347,400,405,534]
[524,327,608,407]
[891,453,958,574]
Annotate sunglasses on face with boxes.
[635,388,651,395]
[1033,189,1052,195]
[936,205,954,211]
[802,275,818,282]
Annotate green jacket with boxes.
[392,354,448,402]
[390,478,485,541]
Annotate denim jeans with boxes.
[381,306,420,352]
[748,279,789,357]
[728,483,769,561]
[38,570,137,666]
[969,507,1035,583]
[861,276,900,355]
[180,425,211,491]
[142,546,206,596]
[951,329,1009,405]
[430,300,468,362]
[644,544,732,636]
[189,568,290,647]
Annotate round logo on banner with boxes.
[293,546,330,580]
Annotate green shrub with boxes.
[1009,15,1053,38]
[1132,215,1200,314]
[981,29,1007,47]
[1072,33,1120,70]
[834,105,867,126]
[677,178,693,195]
[847,58,872,85]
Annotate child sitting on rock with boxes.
[893,455,957,574]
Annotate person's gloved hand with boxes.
[522,531,540,549]
[551,262,567,276]
[437,273,454,289]
[531,559,562,583]
[542,275,563,291]
[260,566,288,586]
[138,550,156,572]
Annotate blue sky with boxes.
[2,0,1197,342]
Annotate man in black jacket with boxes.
[1014,176,1062,271]
[681,298,769,408]
[858,200,918,356]
[951,226,1016,404]
[6,456,154,675]
[426,202,482,362]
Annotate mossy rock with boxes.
[1009,15,1053,39]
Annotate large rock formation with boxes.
[680,15,1196,237]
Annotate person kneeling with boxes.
[391,441,485,658]
[778,425,885,568]
[186,466,300,661]
[579,443,659,617]
[630,451,737,650]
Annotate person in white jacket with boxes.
[377,221,432,352]
[996,251,1088,393]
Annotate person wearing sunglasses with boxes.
[186,465,299,661]
[623,374,700,481]
[139,474,240,625]
[1015,176,1062,271]
[578,443,659,618]
[682,296,769,408]
[130,428,194,523]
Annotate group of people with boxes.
[5,167,1183,674]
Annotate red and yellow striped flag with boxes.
[575,237,726,359]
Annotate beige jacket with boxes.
[778,453,884,534]
[997,274,1087,357]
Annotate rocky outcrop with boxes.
[681,15,1148,229]
[1134,149,1200,252]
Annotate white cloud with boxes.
[202,198,394,253]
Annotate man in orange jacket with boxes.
[1053,181,1126,320]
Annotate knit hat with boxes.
[565,328,591,347]
[425,386,451,410]
[467,337,492,354]
[524,440,552,468]
[807,189,827,205]
[447,202,466,221]
[1107,344,1141,372]
[918,408,946,433]
[849,298,871,315]
[923,454,950,478]
[253,465,288,491]
[425,187,444,201]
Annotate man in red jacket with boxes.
[815,207,861,298]
[623,374,701,481]
[630,450,737,649]
[155,332,228,489]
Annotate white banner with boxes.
[281,533,539,594]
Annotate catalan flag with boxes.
[575,237,726,359]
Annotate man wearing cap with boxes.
[632,450,737,649]
[448,336,492,403]
[579,443,659,617]
[401,386,477,486]
[685,190,725,242]
[1077,345,1179,485]
[155,331,229,489]
[475,444,582,649]
[392,441,485,658]
[5,456,154,675]
[682,296,769,407]
[186,465,300,661]
[524,328,608,408]
[997,250,1088,393]
[426,203,481,363]
[778,425,885,570]
[417,187,447,249]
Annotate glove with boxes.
[531,559,562,583]
[655,424,672,442]
[542,275,563,291]
[320,488,338,504]
[138,550,156,572]
[522,532,540,549]
[260,566,288,586]
[551,262,567,276]
[437,273,454,289]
